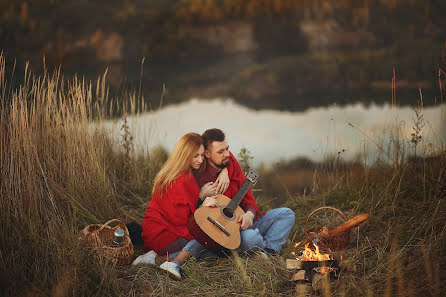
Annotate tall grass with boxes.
[0,54,161,296]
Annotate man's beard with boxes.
[215,159,230,169]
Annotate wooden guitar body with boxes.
[187,169,259,254]
[187,194,244,252]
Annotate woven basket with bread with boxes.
[305,206,369,252]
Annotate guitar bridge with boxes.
[207,217,231,237]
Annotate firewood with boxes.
[290,270,306,281]
[311,271,331,291]
[286,259,303,269]
[331,214,369,235]
[295,283,312,296]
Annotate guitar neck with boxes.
[226,179,252,213]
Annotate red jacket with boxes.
[195,152,262,218]
[141,171,199,253]
[224,152,261,218]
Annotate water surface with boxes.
[103,99,445,166]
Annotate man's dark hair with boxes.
[202,128,225,149]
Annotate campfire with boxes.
[296,242,332,261]
[287,242,342,294]
[287,207,369,294]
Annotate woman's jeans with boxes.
[158,237,204,259]
[161,207,295,259]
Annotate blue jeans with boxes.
[237,207,295,254]
[160,238,204,260]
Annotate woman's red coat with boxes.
[141,171,199,253]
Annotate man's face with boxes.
[205,139,230,169]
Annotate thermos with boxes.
[112,228,125,246]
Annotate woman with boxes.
[132,132,228,280]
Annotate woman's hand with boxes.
[200,182,217,199]
[202,196,219,207]
[215,167,230,194]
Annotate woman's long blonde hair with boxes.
[152,132,203,195]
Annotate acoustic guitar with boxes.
[187,169,259,253]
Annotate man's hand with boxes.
[200,182,217,199]
[237,211,255,230]
[215,167,230,194]
[202,196,219,207]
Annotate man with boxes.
[195,128,295,255]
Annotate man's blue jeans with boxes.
[237,207,295,254]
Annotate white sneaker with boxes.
[159,261,182,280]
[132,250,157,265]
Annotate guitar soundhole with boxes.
[222,207,234,219]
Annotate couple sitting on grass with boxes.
[132,128,295,280]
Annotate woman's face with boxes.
[190,144,205,170]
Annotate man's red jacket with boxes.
[195,151,262,218]
[141,171,199,253]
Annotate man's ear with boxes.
[204,150,211,158]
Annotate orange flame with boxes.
[317,266,335,275]
[297,242,333,261]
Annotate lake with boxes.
[102,99,446,166]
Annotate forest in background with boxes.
[2,0,446,110]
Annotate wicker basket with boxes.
[305,206,351,252]
[78,219,134,265]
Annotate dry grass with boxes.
[0,54,160,296]
[284,113,446,296]
[1,54,445,296]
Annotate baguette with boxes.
[330,214,369,235]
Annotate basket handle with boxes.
[305,206,347,237]
[98,219,124,232]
